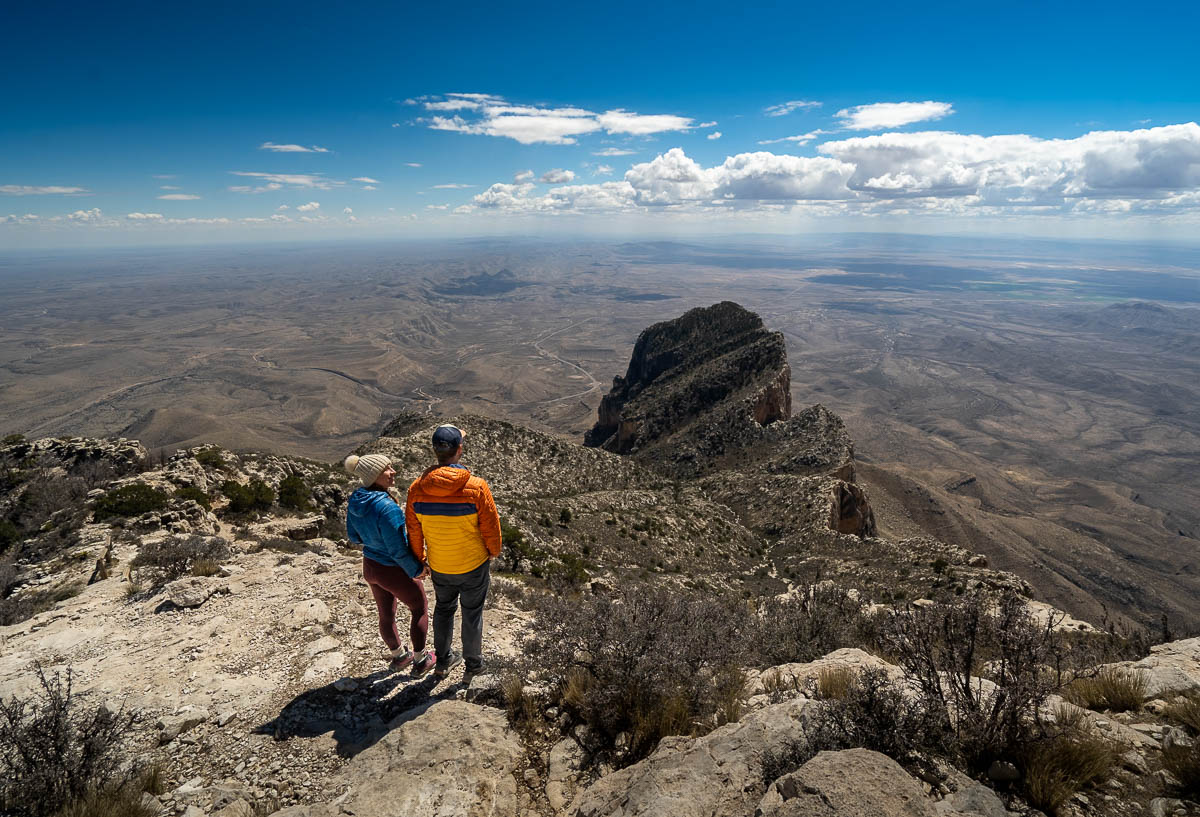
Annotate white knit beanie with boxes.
[344,453,391,487]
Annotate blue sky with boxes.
[3,0,1199,246]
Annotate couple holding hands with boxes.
[344,423,501,680]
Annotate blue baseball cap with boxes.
[432,423,464,451]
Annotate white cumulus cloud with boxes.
[594,148,636,156]
[67,208,102,222]
[594,110,693,135]
[835,101,954,130]
[126,212,164,220]
[343,207,353,215]
[539,169,576,184]
[157,193,201,200]
[297,201,320,212]
[229,172,341,190]
[757,130,831,146]
[514,170,535,182]
[352,177,380,183]
[433,183,474,189]
[594,164,614,176]
[708,131,722,140]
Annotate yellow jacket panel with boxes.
[405,464,501,575]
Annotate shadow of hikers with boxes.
[256,666,469,759]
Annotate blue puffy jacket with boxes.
[346,487,423,578]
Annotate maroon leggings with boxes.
[362,557,428,653]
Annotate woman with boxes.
[344,453,435,675]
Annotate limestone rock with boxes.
[165,576,217,609]
[570,697,812,817]
[756,749,937,817]
[325,700,523,817]
[287,598,331,629]
[214,800,255,817]
[157,707,210,744]
[302,651,345,682]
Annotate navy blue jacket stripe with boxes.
[413,501,478,517]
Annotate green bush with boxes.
[750,584,868,666]
[1,434,25,447]
[0,520,20,552]
[172,486,211,510]
[1062,666,1147,712]
[277,475,313,512]
[558,507,572,525]
[1022,719,1119,815]
[220,479,274,514]
[92,484,169,520]
[193,447,226,470]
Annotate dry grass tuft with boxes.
[816,666,854,701]
[1163,742,1200,798]
[1165,692,1200,735]
[1022,723,1119,816]
[190,558,220,577]
[1062,666,1147,712]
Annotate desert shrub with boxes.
[130,534,230,588]
[12,476,91,530]
[497,518,546,574]
[1,434,25,446]
[1022,718,1119,815]
[800,591,1068,787]
[173,485,211,510]
[1163,741,1200,797]
[277,475,313,512]
[1061,665,1147,712]
[246,535,323,556]
[92,483,168,520]
[52,780,156,817]
[546,553,590,588]
[750,584,869,666]
[67,459,119,490]
[558,507,572,525]
[193,447,227,470]
[528,585,747,764]
[220,479,274,514]
[0,666,138,817]
[0,583,84,627]
[0,520,20,553]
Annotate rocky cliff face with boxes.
[584,302,792,474]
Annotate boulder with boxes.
[287,599,331,629]
[755,749,936,817]
[214,800,255,817]
[157,707,210,744]
[1128,636,1200,699]
[164,577,217,609]
[301,651,345,683]
[570,697,812,817]
[328,700,523,817]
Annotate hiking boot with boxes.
[433,650,463,679]
[411,650,436,677]
[389,649,415,671]
[464,660,484,680]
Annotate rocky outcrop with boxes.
[569,698,813,817]
[584,302,793,475]
[756,749,938,817]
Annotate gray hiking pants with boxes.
[431,559,490,671]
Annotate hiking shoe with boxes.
[389,649,415,671]
[411,650,436,677]
[464,661,484,680]
[433,651,463,679]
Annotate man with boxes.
[405,423,501,678]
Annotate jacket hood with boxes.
[348,486,394,512]
[415,465,472,496]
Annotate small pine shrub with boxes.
[0,520,20,552]
[1,434,25,446]
[92,484,168,520]
[220,479,274,514]
[0,666,138,817]
[558,507,572,525]
[193,447,227,470]
[172,486,211,510]
[277,475,313,512]
[1062,666,1147,712]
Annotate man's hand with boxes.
[417,564,431,580]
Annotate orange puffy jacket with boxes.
[405,464,501,575]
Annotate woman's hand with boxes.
[417,564,431,580]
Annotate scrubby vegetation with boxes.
[129,534,230,589]
[277,475,313,512]
[0,665,150,817]
[526,584,746,763]
[172,485,211,510]
[92,483,168,520]
[220,478,274,514]
[1062,665,1147,712]
[193,447,227,470]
